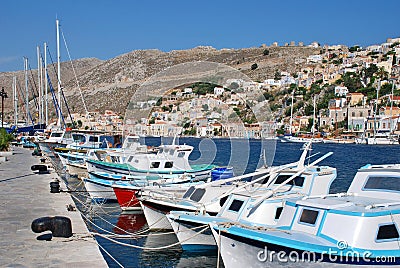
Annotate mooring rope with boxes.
[91,225,209,250]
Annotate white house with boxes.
[334,86,348,96]
[307,55,322,63]
[214,87,224,96]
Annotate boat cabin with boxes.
[216,165,337,226]
[276,164,400,253]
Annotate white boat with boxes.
[38,129,74,155]
[167,143,336,251]
[57,149,106,176]
[141,142,332,231]
[323,134,356,144]
[83,171,195,202]
[57,135,143,176]
[366,131,399,145]
[211,163,400,266]
[86,143,215,180]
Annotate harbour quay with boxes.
[0,146,107,267]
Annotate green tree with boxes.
[263,49,269,56]
[342,72,362,92]
[251,63,258,70]
[0,128,13,151]
[376,67,388,80]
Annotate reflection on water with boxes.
[114,212,147,235]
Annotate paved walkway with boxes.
[0,146,108,267]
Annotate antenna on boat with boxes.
[247,150,333,216]
[298,141,312,169]
[261,149,268,168]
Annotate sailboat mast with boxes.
[289,87,294,135]
[44,42,48,127]
[373,80,380,138]
[56,19,62,128]
[24,57,29,125]
[312,95,316,136]
[390,81,394,132]
[37,46,42,125]
[13,76,18,126]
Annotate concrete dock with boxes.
[0,146,108,267]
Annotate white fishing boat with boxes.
[57,135,143,176]
[167,143,336,251]
[211,163,400,266]
[86,143,215,180]
[83,171,194,202]
[38,129,74,154]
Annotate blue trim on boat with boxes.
[181,244,217,251]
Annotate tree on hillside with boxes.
[376,67,389,80]
[251,63,258,70]
[342,72,362,92]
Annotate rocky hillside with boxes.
[0,45,320,120]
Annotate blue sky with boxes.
[1,0,399,72]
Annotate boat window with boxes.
[163,149,169,154]
[73,134,85,142]
[158,148,164,154]
[89,136,99,142]
[183,186,195,199]
[190,189,206,202]
[169,150,174,156]
[363,176,400,192]
[111,156,119,162]
[150,162,160,168]
[127,156,134,162]
[299,209,319,225]
[274,175,305,187]
[275,207,283,219]
[377,224,399,241]
[178,152,185,158]
[51,132,63,138]
[164,162,173,168]
[228,199,244,212]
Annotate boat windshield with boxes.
[363,176,400,192]
[50,132,63,138]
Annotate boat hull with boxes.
[210,226,400,266]
[168,217,215,251]
[113,186,141,211]
[83,178,116,201]
[140,200,174,230]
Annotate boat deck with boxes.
[0,146,107,267]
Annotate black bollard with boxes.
[31,216,72,238]
[50,181,60,193]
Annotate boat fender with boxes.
[31,164,48,173]
[50,181,60,193]
[31,216,72,238]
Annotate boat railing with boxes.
[365,201,400,210]
[301,192,355,200]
